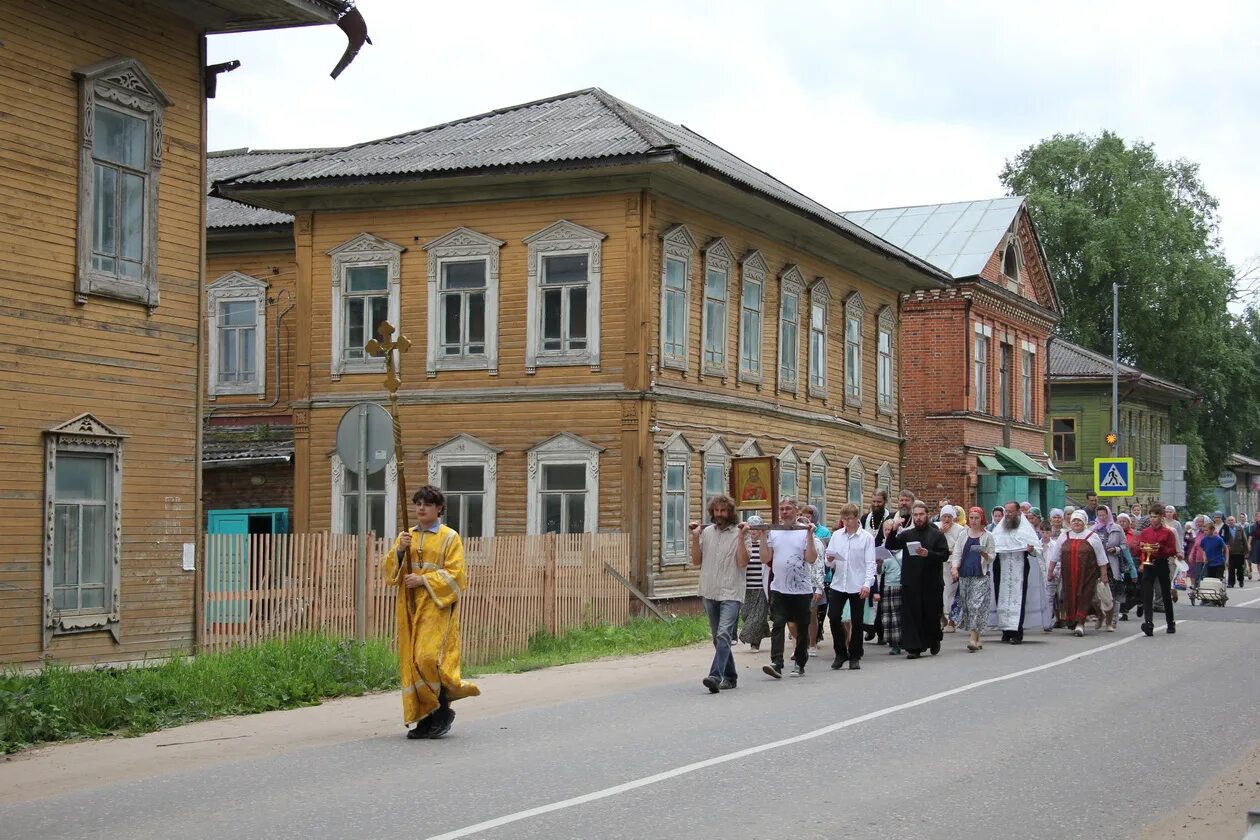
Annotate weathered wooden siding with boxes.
[0,2,204,664]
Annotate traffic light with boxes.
[1105,432,1118,446]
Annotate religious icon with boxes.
[731,456,774,511]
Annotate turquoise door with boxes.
[206,511,250,625]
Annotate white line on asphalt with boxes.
[1234,594,1260,608]
[426,624,1184,840]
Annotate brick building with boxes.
[844,198,1065,512]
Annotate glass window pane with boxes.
[706,268,726,300]
[347,265,388,292]
[743,280,761,310]
[543,288,562,348]
[568,287,587,345]
[366,467,386,491]
[443,465,484,492]
[543,253,588,285]
[566,495,586,533]
[92,163,117,257]
[81,506,107,585]
[812,305,824,331]
[120,172,144,261]
[368,494,386,537]
[665,258,686,290]
[705,463,725,499]
[346,297,365,352]
[783,293,797,322]
[666,496,683,550]
[446,494,464,533]
[95,106,146,168]
[664,291,684,356]
[220,300,255,326]
[543,463,586,491]
[56,456,108,500]
[343,495,359,535]
[80,587,105,609]
[370,297,389,344]
[666,464,684,492]
[441,260,485,290]
[442,293,461,350]
[543,494,562,533]
[53,505,75,587]
[467,292,485,347]
[465,494,484,539]
[220,330,238,377]
[239,327,256,377]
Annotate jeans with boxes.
[769,592,813,668]
[827,589,866,662]
[1140,557,1175,629]
[703,599,741,682]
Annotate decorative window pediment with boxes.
[737,438,763,457]
[527,432,602,535]
[208,272,268,399]
[876,461,894,495]
[525,220,606,374]
[423,228,505,377]
[427,433,501,540]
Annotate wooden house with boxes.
[844,198,1065,513]
[0,0,366,666]
[214,88,953,599]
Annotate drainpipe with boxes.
[259,288,295,410]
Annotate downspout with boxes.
[259,288,295,410]
[1044,334,1054,461]
[193,33,208,652]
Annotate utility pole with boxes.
[1111,282,1119,457]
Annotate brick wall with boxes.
[202,463,294,520]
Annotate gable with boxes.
[976,207,1059,315]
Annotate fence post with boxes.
[542,533,557,635]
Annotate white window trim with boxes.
[877,306,896,417]
[738,250,768,385]
[974,328,991,414]
[844,291,866,407]
[779,444,799,501]
[524,220,606,374]
[330,452,398,538]
[701,237,734,379]
[207,271,267,399]
[426,433,501,539]
[808,448,829,523]
[701,435,732,503]
[808,279,830,399]
[329,232,405,379]
[423,227,504,377]
[847,455,865,506]
[73,58,171,313]
[659,432,693,565]
[778,265,805,394]
[659,224,696,373]
[526,432,602,535]
[876,461,894,497]
[43,413,124,648]
[1020,346,1036,423]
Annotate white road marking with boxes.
[427,624,1183,840]
[1233,594,1260,608]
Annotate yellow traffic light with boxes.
[1105,432,1118,446]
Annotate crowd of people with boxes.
[690,489,1260,692]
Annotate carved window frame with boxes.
[738,250,768,384]
[808,279,830,399]
[877,306,896,417]
[700,237,734,379]
[808,448,829,524]
[329,233,405,379]
[426,433,501,539]
[43,413,124,648]
[844,291,866,407]
[524,220,606,374]
[73,58,172,312]
[778,266,805,394]
[526,432,602,535]
[659,224,696,373]
[207,271,268,399]
[701,435,732,504]
[423,227,505,377]
[876,461,894,497]
[659,433,693,566]
[847,455,865,506]
[779,444,799,501]
[330,452,398,537]
[1001,227,1023,293]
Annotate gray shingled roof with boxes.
[207,148,332,228]
[203,425,296,467]
[842,197,1025,279]
[1049,339,1194,399]
[215,89,949,279]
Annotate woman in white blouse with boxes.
[1047,509,1109,637]
[949,506,996,652]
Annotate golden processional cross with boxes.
[365,321,411,531]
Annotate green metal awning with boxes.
[977,455,1006,473]
[994,446,1050,476]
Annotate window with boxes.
[974,326,991,413]
[660,433,693,564]
[331,448,397,538]
[847,456,864,506]
[207,272,267,398]
[999,343,1013,418]
[877,307,895,415]
[660,225,695,371]
[427,433,500,539]
[702,436,731,504]
[330,233,404,378]
[1001,230,1022,293]
[844,292,865,406]
[808,280,830,398]
[779,446,799,501]
[739,251,767,383]
[525,220,606,373]
[423,227,504,376]
[526,432,601,534]
[702,238,734,377]
[74,58,170,311]
[1053,418,1077,463]
[808,449,828,522]
[876,461,894,497]
[778,266,805,393]
[1021,346,1035,423]
[43,414,123,646]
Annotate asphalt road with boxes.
[7,595,1260,840]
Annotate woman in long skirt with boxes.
[1047,510,1108,636]
[950,507,996,652]
[879,518,904,655]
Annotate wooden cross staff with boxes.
[365,320,411,532]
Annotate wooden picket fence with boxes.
[200,532,632,664]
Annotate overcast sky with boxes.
[208,1,1260,287]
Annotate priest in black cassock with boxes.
[884,501,950,659]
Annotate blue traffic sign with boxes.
[1093,457,1134,497]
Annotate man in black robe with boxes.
[885,501,949,659]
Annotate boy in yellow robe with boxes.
[382,485,480,739]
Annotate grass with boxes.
[0,616,711,754]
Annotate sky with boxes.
[208,0,1260,293]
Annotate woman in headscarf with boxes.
[950,506,996,652]
[1092,505,1126,631]
[879,518,904,655]
[1045,508,1065,625]
[937,505,966,633]
[1047,509,1108,636]
[1116,512,1142,621]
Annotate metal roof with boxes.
[203,426,295,467]
[207,148,332,228]
[1049,339,1195,399]
[216,89,949,280]
[842,197,1025,279]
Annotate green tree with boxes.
[1000,131,1248,506]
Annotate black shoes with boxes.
[929,642,941,656]
[906,651,921,659]
[1167,624,1176,634]
[406,718,434,739]
[408,708,454,739]
[718,679,737,690]
[763,663,783,679]
[1142,622,1154,637]
[790,664,805,677]
[864,629,876,642]
[831,656,846,670]
[702,676,721,694]
[848,660,861,670]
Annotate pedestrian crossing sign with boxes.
[1094,457,1134,496]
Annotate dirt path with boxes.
[1141,737,1260,840]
